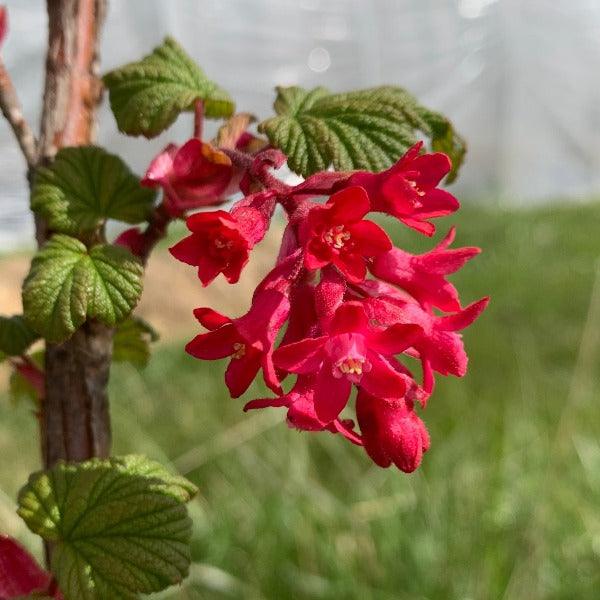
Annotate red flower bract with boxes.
[299,186,392,282]
[142,139,235,216]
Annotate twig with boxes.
[138,203,173,264]
[0,57,38,168]
[193,99,204,139]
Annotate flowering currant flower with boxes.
[359,282,489,397]
[356,391,430,473]
[142,138,236,217]
[347,142,459,236]
[170,190,277,285]
[273,302,421,422]
[185,251,300,397]
[299,186,392,282]
[370,227,481,311]
[186,288,289,398]
[244,375,362,445]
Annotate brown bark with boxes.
[37,0,111,469]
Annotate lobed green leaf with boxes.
[259,85,466,179]
[103,36,235,138]
[17,455,198,600]
[31,146,156,236]
[22,235,143,343]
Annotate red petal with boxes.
[399,217,436,236]
[0,536,54,598]
[361,355,408,400]
[437,297,489,331]
[333,252,366,283]
[348,220,392,256]
[141,143,178,186]
[313,366,352,422]
[225,350,262,398]
[185,209,235,233]
[193,307,231,330]
[169,234,202,266]
[327,186,370,223]
[413,188,459,219]
[369,324,422,355]
[411,152,451,189]
[185,325,238,359]
[273,336,327,374]
[330,302,369,335]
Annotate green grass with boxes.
[3,202,600,599]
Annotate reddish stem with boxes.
[138,203,173,264]
[194,99,204,140]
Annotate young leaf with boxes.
[258,85,465,179]
[22,235,143,343]
[113,316,159,368]
[31,146,156,235]
[0,315,39,356]
[17,455,198,600]
[103,36,234,138]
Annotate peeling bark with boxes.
[37,0,110,469]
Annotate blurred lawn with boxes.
[2,202,600,599]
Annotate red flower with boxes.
[299,186,392,282]
[360,281,489,397]
[0,535,62,599]
[244,375,362,445]
[185,257,297,397]
[170,210,250,285]
[356,392,430,473]
[0,6,8,49]
[170,190,276,286]
[273,302,421,422]
[142,139,235,216]
[370,227,481,311]
[348,142,459,236]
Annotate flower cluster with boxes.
[157,131,487,472]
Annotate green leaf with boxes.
[22,235,144,343]
[103,36,235,138]
[258,85,466,179]
[0,314,39,356]
[31,146,156,235]
[17,455,198,600]
[113,317,159,368]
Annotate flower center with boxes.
[406,178,425,197]
[232,342,246,359]
[333,356,371,383]
[214,237,233,250]
[323,224,351,249]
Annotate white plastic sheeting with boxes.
[1,0,599,249]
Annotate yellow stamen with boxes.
[232,342,246,359]
[324,225,351,249]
